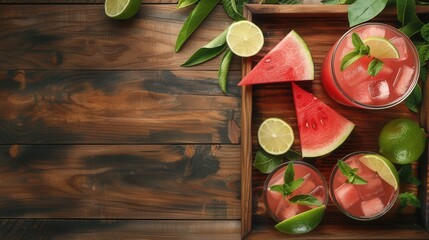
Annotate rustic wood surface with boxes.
[242,4,429,239]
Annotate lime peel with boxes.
[359,154,399,190]
[274,205,326,234]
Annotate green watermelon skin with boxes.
[292,83,355,157]
[238,30,314,86]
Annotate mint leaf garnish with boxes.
[269,162,304,198]
[289,194,322,206]
[398,192,421,212]
[253,150,283,174]
[337,160,367,185]
[398,164,421,186]
[368,58,384,76]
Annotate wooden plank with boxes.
[0,4,239,71]
[0,219,241,240]
[0,70,241,144]
[0,144,241,219]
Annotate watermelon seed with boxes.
[265,58,271,63]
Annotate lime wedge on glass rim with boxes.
[105,0,141,20]
[274,205,326,234]
[359,154,399,190]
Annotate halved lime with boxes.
[258,118,294,155]
[274,205,326,234]
[359,154,399,190]
[226,20,264,57]
[363,37,400,59]
[105,0,141,20]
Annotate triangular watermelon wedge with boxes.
[292,83,355,157]
[238,30,314,86]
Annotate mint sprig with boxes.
[269,162,322,206]
[398,192,421,212]
[337,160,367,185]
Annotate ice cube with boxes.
[389,37,407,60]
[350,82,372,104]
[275,199,300,220]
[361,26,386,39]
[355,174,384,200]
[334,183,360,209]
[309,185,325,204]
[368,80,390,100]
[393,65,414,95]
[294,173,316,195]
[343,65,369,88]
[361,197,385,217]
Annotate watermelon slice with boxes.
[292,83,354,157]
[238,30,314,86]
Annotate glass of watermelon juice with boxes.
[321,23,419,109]
[329,152,399,220]
[263,161,328,223]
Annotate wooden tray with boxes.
[240,5,429,239]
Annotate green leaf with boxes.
[175,0,220,52]
[398,192,421,212]
[400,19,425,37]
[341,51,362,71]
[352,32,365,49]
[348,0,388,27]
[397,0,424,37]
[416,44,429,64]
[398,164,421,186]
[288,178,304,192]
[284,161,295,184]
[368,58,384,76]
[321,0,340,4]
[222,0,245,21]
[406,84,422,113]
[289,194,323,206]
[420,66,427,83]
[181,29,228,67]
[177,0,200,9]
[218,49,233,94]
[284,150,302,161]
[279,0,302,4]
[269,184,285,195]
[337,160,368,185]
[421,23,429,42]
[253,150,283,174]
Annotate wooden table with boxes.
[0,0,241,239]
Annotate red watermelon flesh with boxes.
[238,30,314,86]
[292,83,355,157]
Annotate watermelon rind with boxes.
[238,30,314,86]
[292,83,355,158]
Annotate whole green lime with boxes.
[379,118,426,165]
[274,205,326,234]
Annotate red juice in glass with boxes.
[321,23,420,109]
[329,152,399,220]
[263,161,328,222]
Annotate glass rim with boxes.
[328,151,399,221]
[330,22,420,110]
[263,160,329,223]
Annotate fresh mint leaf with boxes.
[289,178,304,192]
[368,58,384,76]
[289,194,323,206]
[253,150,283,174]
[348,0,388,27]
[421,23,429,42]
[177,0,200,9]
[352,32,365,49]
[269,184,285,195]
[182,29,228,67]
[421,66,427,83]
[406,84,423,113]
[398,164,421,186]
[284,161,295,184]
[218,49,233,94]
[341,51,361,71]
[284,150,302,161]
[417,44,429,64]
[398,192,421,212]
[337,160,368,185]
[222,0,245,21]
[175,0,220,52]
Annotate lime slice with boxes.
[226,20,264,57]
[258,118,294,155]
[105,0,141,20]
[359,154,399,190]
[275,205,326,234]
[363,37,400,59]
